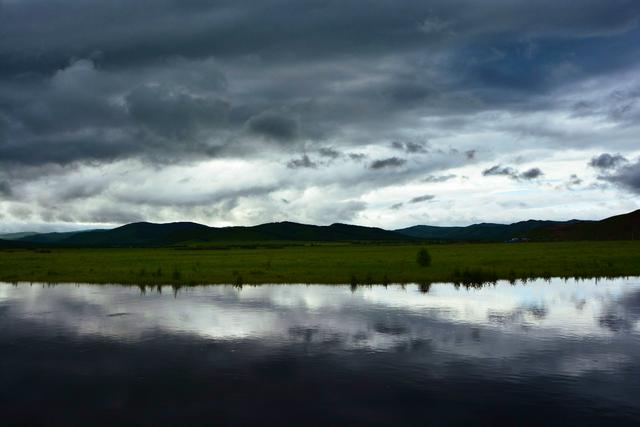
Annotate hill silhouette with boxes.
[12,209,640,246]
[16,230,90,244]
[30,221,409,247]
[395,210,640,241]
[529,209,640,241]
[0,238,37,248]
[394,219,585,241]
[0,232,38,240]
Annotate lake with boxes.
[1,278,639,426]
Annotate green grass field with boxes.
[1,241,639,286]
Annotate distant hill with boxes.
[529,209,640,241]
[246,222,406,242]
[0,238,36,248]
[29,221,409,247]
[59,222,209,246]
[0,232,38,240]
[11,209,640,246]
[0,238,17,248]
[17,230,92,244]
[395,220,584,241]
[396,210,640,241]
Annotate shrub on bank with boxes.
[416,248,431,267]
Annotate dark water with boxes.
[1,279,640,426]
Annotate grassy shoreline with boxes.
[1,241,639,285]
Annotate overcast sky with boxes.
[1,0,640,232]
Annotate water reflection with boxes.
[1,278,639,426]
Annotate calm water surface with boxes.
[1,278,640,426]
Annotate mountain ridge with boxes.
[9,209,640,246]
[19,220,408,247]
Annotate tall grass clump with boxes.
[416,248,431,267]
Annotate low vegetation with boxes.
[0,241,639,286]
[416,248,432,267]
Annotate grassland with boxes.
[1,241,639,286]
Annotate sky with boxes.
[1,0,640,232]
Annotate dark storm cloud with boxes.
[483,165,543,180]
[49,178,112,202]
[348,153,367,162]
[0,133,136,166]
[391,141,405,151]
[0,181,11,197]
[589,153,628,169]
[0,58,233,167]
[2,0,640,226]
[590,152,640,194]
[113,184,279,211]
[520,168,543,180]
[600,159,640,194]
[482,165,518,178]
[2,0,640,75]
[566,174,583,188]
[409,195,435,204]
[287,155,317,169]
[125,84,230,139]
[318,147,341,159]
[245,111,298,142]
[370,157,407,170]
[1,1,639,169]
[391,141,428,153]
